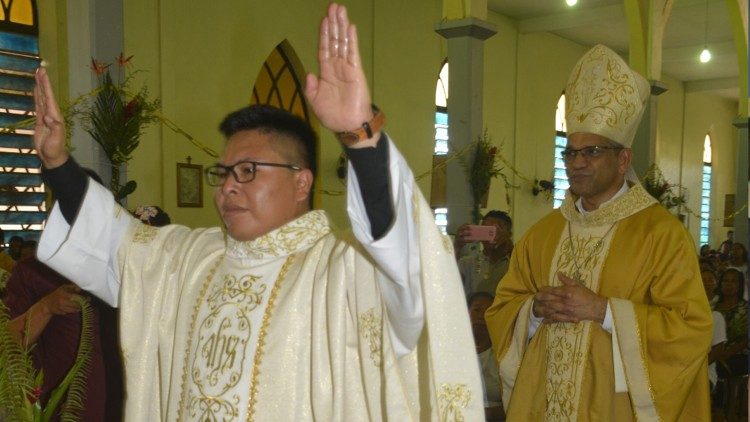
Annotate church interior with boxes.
[0,0,747,420]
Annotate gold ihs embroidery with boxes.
[438,383,471,422]
[188,273,267,421]
[358,308,382,367]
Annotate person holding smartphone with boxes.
[455,210,513,297]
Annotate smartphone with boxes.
[465,225,496,242]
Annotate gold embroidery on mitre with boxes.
[358,308,382,367]
[187,272,268,420]
[438,383,471,422]
[132,224,158,244]
[545,223,615,420]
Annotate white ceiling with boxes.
[487,0,741,101]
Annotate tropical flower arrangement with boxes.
[65,55,161,201]
[464,130,514,222]
[0,298,93,422]
[641,164,687,209]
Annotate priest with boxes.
[485,45,712,421]
[33,3,482,420]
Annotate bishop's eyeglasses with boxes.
[560,145,622,162]
[205,160,302,186]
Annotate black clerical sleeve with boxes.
[344,133,394,240]
[41,158,89,225]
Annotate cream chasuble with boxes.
[38,137,484,421]
[486,183,713,421]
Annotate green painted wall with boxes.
[37,0,742,252]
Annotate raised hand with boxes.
[305,3,375,145]
[33,67,69,169]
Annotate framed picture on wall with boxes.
[177,160,203,207]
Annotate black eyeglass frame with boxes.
[205,160,302,186]
[560,145,623,162]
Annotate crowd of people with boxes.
[699,234,748,420]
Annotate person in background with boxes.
[132,205,171,227]
[6,235,23,261]
[468,292,505,421]
[701,267,727,419]
[19,240,38,261]
[455,210,513,296]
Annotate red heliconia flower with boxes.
[116,53,134,67]
[124,98,140,120]
[90,58,111,75]
[27,386,42,404]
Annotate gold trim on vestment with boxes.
[560,182,656,227]
[246,254,296,422]
[438,383,471,422]
[358,308,383,367]
[610,298,660,421]
[177,255,225,421]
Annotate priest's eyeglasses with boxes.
[205,160,302,186]
[560,146,622,162]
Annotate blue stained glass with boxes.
[436,111,448,125]
[0,31,38,55]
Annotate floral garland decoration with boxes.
[640,164,687,209]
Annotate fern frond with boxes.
[0,301,36,422]
[42,296,94,422]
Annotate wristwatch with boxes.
[335,105,385,147]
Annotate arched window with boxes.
[552,93,568,208]
[432,61,449,233]
[700,134,712,245]
[251,41,310,123]
[0,0,43,244]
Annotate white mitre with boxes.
[565,44,650,148]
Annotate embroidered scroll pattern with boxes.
[227,210,330,259]
[545,225,612,420]
[358,308,382,367]
[132,223,158,244]
[560,182,656,227]
[187,272,267,421]
[438,383,471,422]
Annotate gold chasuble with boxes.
[486,183,712,421]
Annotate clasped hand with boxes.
[532,272,607,324]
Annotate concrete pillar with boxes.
[435,18,496,232]
[65,0,123,192]
[631,80,667,178]
[733,117,748,244]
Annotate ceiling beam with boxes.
[661,41,737,61]
[518,4,623,33]
[685,77,739,92]
[516,0,713,34]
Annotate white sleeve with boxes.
[527,305,543,339]
[37,179,132,307]
[347,135,424,357]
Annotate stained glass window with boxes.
[251,42,309,123]
[433,61,448,234]
[0,0,42,244]
[553,93,568,209]
[700,134,712,245]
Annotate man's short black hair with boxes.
[483,210,512,231]
[219,104,317,177]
